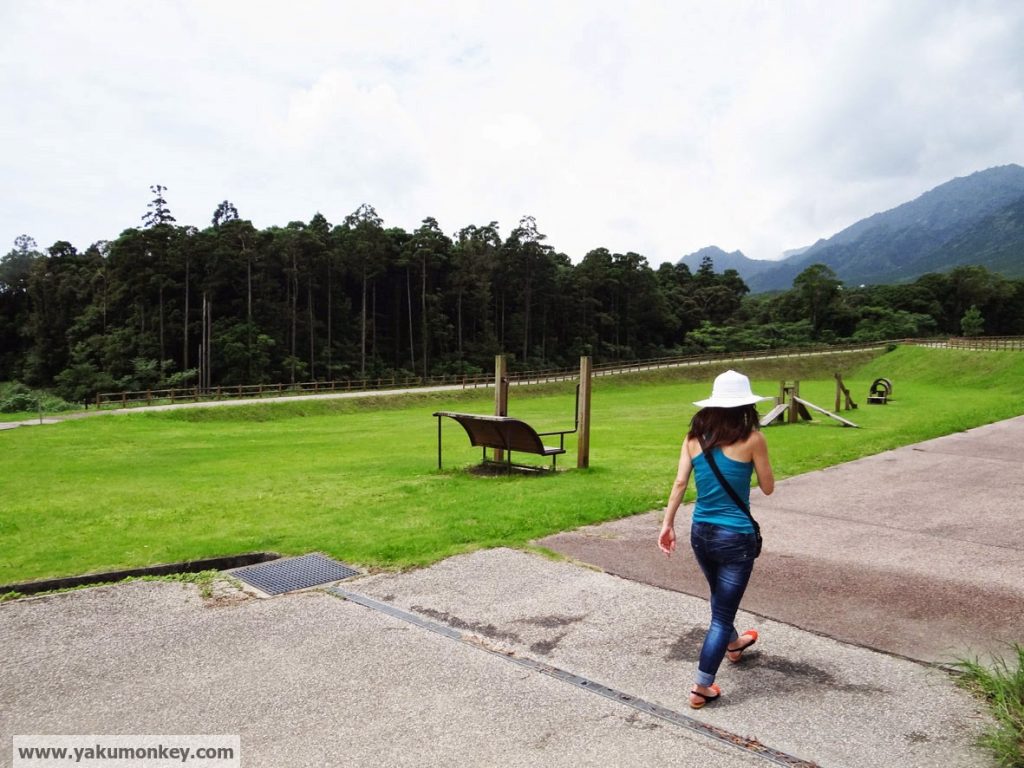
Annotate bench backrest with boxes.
[437,412,546,454]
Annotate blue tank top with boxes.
[692,447,755,533]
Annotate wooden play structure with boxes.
[760,379,859,428]
[867,377,893,405]
[433,355,593,472]
[834,373,857,412]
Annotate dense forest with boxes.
[2,187,1024,403]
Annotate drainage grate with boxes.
[232,553,360,595]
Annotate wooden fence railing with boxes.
[94,336,1022,410]
[96,375,488,409]
[943,336,1024,351]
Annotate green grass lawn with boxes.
[3,345,1024,584]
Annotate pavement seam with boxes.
[327,586,820,768]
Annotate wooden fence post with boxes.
[494,355,508,462]
[577,356,592,469]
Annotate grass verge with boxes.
[2,345,1023,583]
[953,646,1024,767]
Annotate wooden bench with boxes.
[433,411,573,471]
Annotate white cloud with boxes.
[2,0,1023,262]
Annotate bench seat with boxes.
[433,411,570,470]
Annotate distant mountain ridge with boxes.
[675,246,774,280]
[681,165,1024,292]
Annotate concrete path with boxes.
[0,418,60,431]
[538,416,1024,664]
[0,386,469,430]
[0,549,990,768]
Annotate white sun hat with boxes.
[693,369,773,408]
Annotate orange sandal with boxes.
[689,683,721,709]
[726,630,758,663]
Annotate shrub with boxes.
[0,381,77,414]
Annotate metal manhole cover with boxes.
[232,553,360,595]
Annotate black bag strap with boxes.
[697,436,760,535]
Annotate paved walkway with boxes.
[0,385,468,430]
[0,551,988,768]
[3,415,1018,766]
[539,415,1024,664]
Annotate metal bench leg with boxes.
[437,415,442,470]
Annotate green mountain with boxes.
[747,164,1024,292]
[897,194,1024,279]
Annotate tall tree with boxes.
[342,204,387,377]
[574,248,617,355]
[405,217,452,377]
[211,200,239,228]
[504,216,553,363]
[141,184,177,228]
[793,263,842,335]
[0,236,39,378]
[450,223,500,361]
[141,185,178,376]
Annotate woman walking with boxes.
[658,370,775,709]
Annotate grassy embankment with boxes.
[2,345,1024,585]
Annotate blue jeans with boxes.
[690,522,758,687]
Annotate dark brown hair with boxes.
[687,405,760,450]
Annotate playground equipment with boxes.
[867,378,893,405]
[834,373,857,412]
[760,379,859,428]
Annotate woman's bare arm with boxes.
[749,431,774,495]
[658,438,694,554]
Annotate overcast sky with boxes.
[2,1,1022,264]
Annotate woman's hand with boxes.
[659,439,691,557]
[658,524,676,556]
